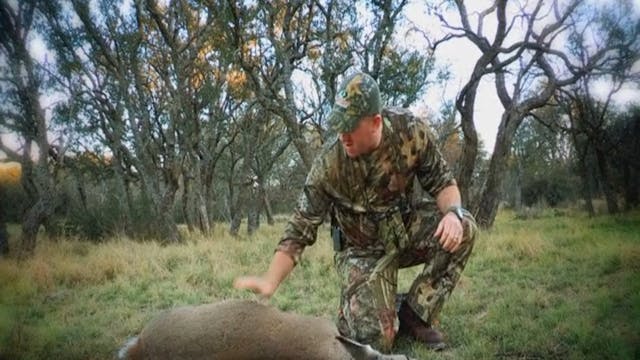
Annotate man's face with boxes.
[338,115,380,158]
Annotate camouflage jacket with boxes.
[277,107,456,264]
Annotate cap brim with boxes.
[327,106,358,133]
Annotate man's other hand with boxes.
[434,212,464,253]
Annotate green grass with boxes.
[0,210,639,359]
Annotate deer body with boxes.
[119,299,413,360]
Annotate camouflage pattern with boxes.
[335,201,477,352]
[277,107,477,351]
[327,72,383,133]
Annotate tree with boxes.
[40,0,249,240]
[609,107,640,210]
[0,0,65,256]
[225,0,318,170]
[548,0,640,215]
[430,0,639,227]
[11,0,449,242]
[507,106,576,209]
[222,0,440,233]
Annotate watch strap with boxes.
[446,205,464,221]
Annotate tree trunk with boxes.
[20,211,40,256]
[229,210,242,237]
[19,174,58,254]
[156,192,180,243]
[196,192,211,235]
[513,157,523,210]
[622,162,638,210]
[247,184,260,235]
[0,223,8,256]
[191,160,211,235]
[76,176,88,213]
[260,182,275,226]
[476,144,509,228]
[120,176,136,234]
[20,192,55,257]
[455,79,481,208]
[247,210,259,235]
[594,147,618,214]
[457,134,479,208]
[183,176,195,232]
[0,187,9,256]
[476,113,520,228]
[579,158,596,216]
[228,171,246,237]
[142,166,181,242]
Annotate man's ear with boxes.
[372,114,383,128]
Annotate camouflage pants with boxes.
[335,202,477,352]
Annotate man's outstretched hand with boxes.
[233,250,295,299]
[233,276,277,298]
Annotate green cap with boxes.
[327,72,382,133]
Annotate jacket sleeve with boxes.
[415,122,457,196]
[276,155,331,265]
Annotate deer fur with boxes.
[118,299,415,360]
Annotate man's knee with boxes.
[461,211,478,247]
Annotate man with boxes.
[234,72,477,352]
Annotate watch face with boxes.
[449,206,463,220]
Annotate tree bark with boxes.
[246,185,260,236]
[476,115,517,227]
[594,147,619,214]
[0,186,9,255]
[578,157,596,216]
[622,163,638,210]
[260,181,275,226]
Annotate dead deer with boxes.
[118,299,416,360]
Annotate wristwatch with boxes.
[446,206,465,221]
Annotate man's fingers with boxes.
[450,237,460,253]
[233,277,244,288]
[234,276,275,299]
[234,277,258,291]
[433,214,465,253]
[434,221,444,238]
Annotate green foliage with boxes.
[0,210,639,359]
[608,106,640,209]
[522,173,576,207]
[45,175,170,241]
[505,113,580,208]
[0,183,27,222]
[378,48,436,108]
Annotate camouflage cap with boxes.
[327,72,382,133]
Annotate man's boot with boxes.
[397,300,446,350]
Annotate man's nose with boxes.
[339,133,351,142]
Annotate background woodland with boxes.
[0,0,639,255]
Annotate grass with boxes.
[0,209,639,359]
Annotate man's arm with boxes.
[435,184,461,213]
[411,120,465,253]
[434,184,464,253]
[233,250,295,298]
[234,154,331,298]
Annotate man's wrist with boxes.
[445,205,464,221]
